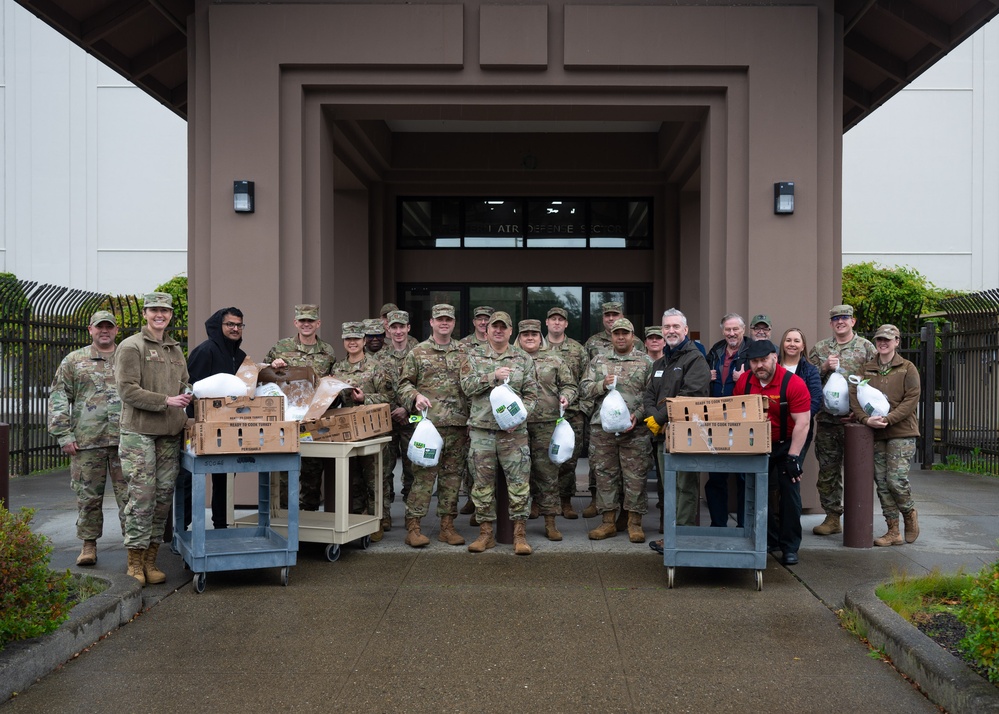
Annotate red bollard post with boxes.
[843,423,874,548]
[495,470,514,545]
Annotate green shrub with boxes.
[0,506,72,650]
[958,560,999,682]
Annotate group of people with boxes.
[47,295,922,582]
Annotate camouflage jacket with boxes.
[47,344,121,449]
[329,354,392,407]
[397,339,468,427]
[526,348,578,423]
[265,336,338,378]
[808,334,877,423]
[584,330,646,361]
[375,344,413,409]
[579,347,653,426]
[546,336,587,414]
[460,343,539,430]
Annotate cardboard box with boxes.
[666,395,766,422]
[186,421,299,455]
[193,395,285,423]
[299,404,392,443]
[666,420,771,454]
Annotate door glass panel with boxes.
[586,288,652,340]
[527,286,583,342]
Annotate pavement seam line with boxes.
[593,549,641,712]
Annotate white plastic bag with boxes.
[855,378,891,418]
[548,407,576,464]
[407,410,444,467]
[490,379,527,430]
[600,376,632,434]
[192,373,247,398]
[822,370,850,416]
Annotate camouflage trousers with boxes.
[71,446,128,541]
[527,421,560,515]
[468,426,531,522]
[280,456,325,511]
[406,425,469,519]
[590,426,651,515]
[813,421,846,516]
[557,411,585,499]
[656,447,698,526]
[119,431,181,549]
[873,437,916,519]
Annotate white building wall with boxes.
[0,0,187,296]
[843,16,999,292]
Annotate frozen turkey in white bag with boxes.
[822,370,850,416]
[407,410,444,467]
[600,376,632,434]
[548,407,576,464]
[192,373,248,398]
[855,378,891,418]
[490,379,528,430]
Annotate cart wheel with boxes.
[325,543,342,562]
[358,535,371,550]
[756,570,764,591]
[280,567,290,586]
[192,572,206,594]
[667,567,675,589]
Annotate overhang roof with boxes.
[13,0,999,131]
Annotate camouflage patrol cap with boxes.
[295,304,320,320]
[342,321,365,339]
[473,306,495,318]
[431,304,455,319]
[602,301,624,314]
[380,302,399,317]
[387,310,409,326]
[874,324,900,340]
[363,318,385,335]
[143,292,173,310]
[490,311,513,328]
[644,326,663,338]
[610,317,634,333]
[547,306,568,319]
[518,319,542,333]
[829,304,854,319]
[89,310,117,327]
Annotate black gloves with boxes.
[785,454,803,480]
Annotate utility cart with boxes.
[176,451,300,593]
[660,452,769,590]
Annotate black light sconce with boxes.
[234,180,255,213]
[774,182,794,214]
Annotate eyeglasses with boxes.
[223,322,245,329]
[830,315,851,323]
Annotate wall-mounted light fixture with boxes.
[774,182,794,214]
[234,180,255,213]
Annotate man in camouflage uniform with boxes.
[397,304,469,547]
[115,292,193,586]
[460,305,493,348]
[517,319,577,542]
[808,304,877,535]
[545,306,588,520]
[377,309,417,529]
[460,311,539,555]
[363,318,386,356]
[381,302,420,350]
[47,309,128,566]
[580,318,654,544]
[266,304,338,511]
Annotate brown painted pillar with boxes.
[843,423,874,548]
[495,469,514,544]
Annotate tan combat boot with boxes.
[874,517,903,546]
[627,512,645,543]
[126,548,146,586]
[812,514,842,535]
[544,514,563,541]
[615,508,629,532]
[582,491,598,519]
[370,523,384,542]
[467,521,496,553]
[588,511,617,540]
[902,509,920,544]
[438,515,465,546]
[380,513,393,532]
[561,497,578,520]
[529,501,540,519]
[513,520,533,555]
[77,539,97,566]
[143,542,167,585]
[404,517,430,547]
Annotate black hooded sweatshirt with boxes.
[187,308,247,404]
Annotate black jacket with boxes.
[706,336,751,397]
[186,309,246,416]
[643,338,711,437]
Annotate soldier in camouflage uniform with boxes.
[330,321,394,540]
[460,311,539,555]
[380,302,420,351]
[545,306,588,520]
[807,304,877,535]
[517,319,577,542]
[115,292,193,586]
[396,304,469,547]
[457,306,494,514]
[376,310,417,531]
[363,317,386,356]
[580,318,654,544]
[266,304,338,511]
[47,309,128,566]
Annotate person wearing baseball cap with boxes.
[807,303,877,537]
[583,301,646,361]
[363,318,386,355]
[379,309,417,534]
[47,309,127,567]
[850,324,921,546]
[644,325,664,361]
[460,305,495,348]
[749,314,773,342]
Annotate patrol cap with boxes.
[387,310,409,326]
[745,339,778,359]
[610,317,634,333]
[829,304,854,319]
[90,310,117,327]
[490,311,513,328]
[380,302,398,317]
[547,306,568,320]
[518,319,542,333]
[341,321,364,339]
[644,326,663,338]
[295,304,320,320]
[602,301,624,314]
[143,292,173,310]
[473,306,495,318]
[431,304,455,319]
[363,318,385,335]
[750,314,773,328]
[874,324,900,340]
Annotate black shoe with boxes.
[782,552,799,566]
[649,539,664,555]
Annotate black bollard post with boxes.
[0,423,8,509]
[843,423,874,548]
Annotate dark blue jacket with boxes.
[790,358,823,417]
[707,337,751,397]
